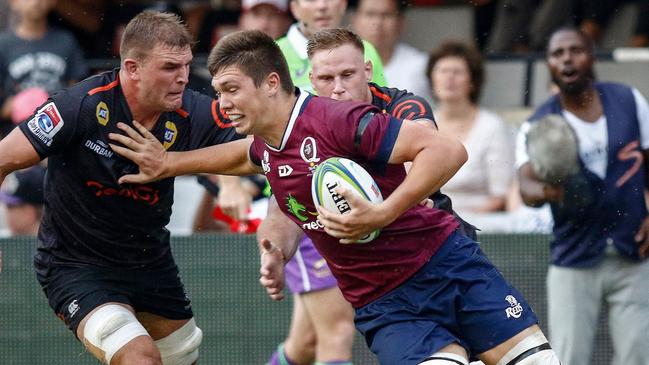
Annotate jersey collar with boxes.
[266,87,311,152]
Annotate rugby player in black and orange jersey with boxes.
[0,11,243,365]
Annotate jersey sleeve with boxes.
[185,90,244,148]
[329,102,401,165]
[17,88,86,159]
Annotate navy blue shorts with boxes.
[354,232,538,364]
[36,260,194,336]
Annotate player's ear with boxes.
[266,72,281,96]
[123,59,140,81]
[364,60,372,82]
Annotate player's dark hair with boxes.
[207,30,294,94]
[307,28,364,59]
[426,40,484,104]
[546,26,595,55]
[120,11,193,61]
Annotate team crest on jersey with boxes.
[300,137,320,174]
[505,295,523,319]
[27,102,64,147]
[96,101,109,126]
[261,150,271,174]
[163,121,177,150]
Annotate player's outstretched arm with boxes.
[109,121,261,184]
[0,127,41,185]
[318,121,467,243]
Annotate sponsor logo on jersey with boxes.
[261,150,271,174]
[505,295,523,319]
[96,101,109,126]
[84,139,114,158]
[286,195,317,223]
[163,121,177,150]
[67,300,80,317]
[27,102,64,146]
[86,180,160,205]
[278,165,293,177]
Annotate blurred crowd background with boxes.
[1,0,648,236]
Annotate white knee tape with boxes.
[155,318,203,365]
[83,305,150,364]
[496,331,561,365]
[419,352,469,365]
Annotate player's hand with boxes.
[259,238,286,300]
[217,176,252,221]
[108,121,168,184]
[634,216,649,258]
[316,187,388,244]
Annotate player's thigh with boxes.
[137,312,194,340]
[76,302,153,364]
[286,294,316,345]
[300,286,354,336]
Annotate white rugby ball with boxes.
[311,157,383,243]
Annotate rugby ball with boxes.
[311,157,383,243]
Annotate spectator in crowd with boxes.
[351,0,432,103]
[427,40,514,215]
[239,0,292,39]
[0,0,88,137]
[0,164,45,236]
[277,0,385,92]
[516,27,649,365]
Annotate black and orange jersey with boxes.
[368,82,435,123]
[19,69,240,270]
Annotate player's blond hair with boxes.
[120,11,193,61]
[306,28,364,60]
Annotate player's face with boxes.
[239,5,292,39]
[547,30,595,95]
[352,0,401,51]
[430,56,473,103]
[290,0,348,37]
[212,65,268,136]
[309,44,372,102]
[137,44,192,112]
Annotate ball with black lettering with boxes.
[311,157,383,243]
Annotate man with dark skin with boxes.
[516,27,649,365]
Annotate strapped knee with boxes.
[155,318,203,365]
[83,304,150,364]
[419,352,469,365]
[497,331,561,365]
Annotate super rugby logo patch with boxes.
[27,102,64,147]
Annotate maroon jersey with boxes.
[250,90,458,307]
